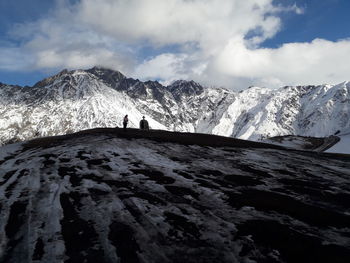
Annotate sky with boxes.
[0,0,349,90]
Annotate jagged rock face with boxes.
[86,66,126,87]
[0,129,349,262]
[0,67,350,145]
[217,84,350,140]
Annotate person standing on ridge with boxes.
[139,116,149,130]
[123,115,128,130]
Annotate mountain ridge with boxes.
[0,67,349,145]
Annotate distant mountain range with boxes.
[0,66,349,145]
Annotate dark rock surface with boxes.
[0,128,349,262]
[263,134,340,152]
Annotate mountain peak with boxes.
[168,79,204,99]
[32,68,73,88]
[169,79,201,87]
[85,66,126,87]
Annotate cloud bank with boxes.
[1,0,350,90]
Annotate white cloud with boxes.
[1,0,349,90]
[0,46,34,71]
[133,53,188,84]
[271,2,305,15]
[35,48,125,70]
[6,7,136,73]
[76,0,283,52]
[212,38,350,87]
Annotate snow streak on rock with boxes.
[0,129,349,262]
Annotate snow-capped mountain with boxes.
[0,67,349,145]
[1,128,349,262]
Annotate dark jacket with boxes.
[139,119,149,130]
[123,116,128,124]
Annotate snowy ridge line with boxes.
[315,136,340,153]
[325,133,350,155]
[262,134,343,153]
[0,67,350,145]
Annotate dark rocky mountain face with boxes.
[86,66,126,87]
[168,80,204,101]
[33,69,72,89]
[0,128,349,263]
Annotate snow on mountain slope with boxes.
[262,135,340,152]
[0,69,167,145]
[1,128,349,262]
[297,82,350,136]
[0,67,349,145]
[212,83,350,140]
[211,86,273,139]
[326,132,350,154]
[168,81,235,133]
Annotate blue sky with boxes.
[264,0,350,47]
[0,0,349,89]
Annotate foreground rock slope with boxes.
[0,129,349,263]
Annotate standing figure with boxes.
[123,115,128,130]
[139,116,149,130]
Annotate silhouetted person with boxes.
[123,115,128,130]
[139,116,149,130]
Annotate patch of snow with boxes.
[325,133,350,154]
[0,142,23,160]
